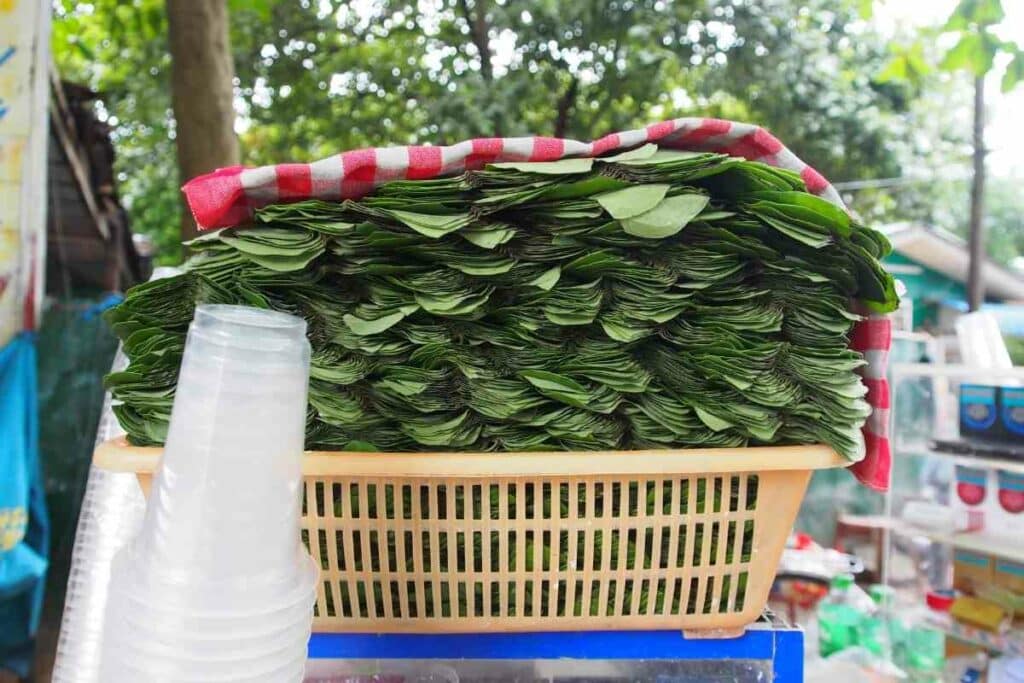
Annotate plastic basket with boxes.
[94,437,845,636]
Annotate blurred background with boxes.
[6,0,1024,679]
[47,0,1024,277]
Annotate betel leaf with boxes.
[108,147,896,462]
[621,193,710,238]
[598,143,659,163]
[489,158,594,174]
[745,191,852,237]
[694,406,736,432]
[596,184,671,219]
[527,265,562,291]
[520,370,591,408]
[461,225,516,249]
[343,310,412,336]
[389,209,468,238]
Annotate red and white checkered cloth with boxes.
[183,117,892,490]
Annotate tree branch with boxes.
[457,0,493,82]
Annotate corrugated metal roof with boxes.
[881,223,1024,302]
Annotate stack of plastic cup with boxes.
[53,347,149,683]
[99,304,316,682]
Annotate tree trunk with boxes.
[166,0,240,244]
[457,0,502,136]
[967,75,986,312]
[554,78,579,139]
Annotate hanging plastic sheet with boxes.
[0,332,48,678]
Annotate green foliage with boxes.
[1002,48,1024,93]
[52,0,187,264]
[940,31,1001,76]
[53,0,915,269]
[695,0,913,185]
[877,43,931,87]
[865,0,1024,268]
[936,0,1019,82]
[1005,336,1024,366]
[943,0,1005,31]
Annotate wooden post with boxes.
[967,75,987,312]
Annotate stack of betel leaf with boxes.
[105,143,897,461]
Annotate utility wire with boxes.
[833,173,972,191]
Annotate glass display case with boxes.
[884,361,1024,659]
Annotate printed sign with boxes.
[0,0,48,347]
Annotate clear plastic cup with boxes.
[102,645,307,683]
[119,623,310,662]
[98,305,315,682]
[117,623,310,667]
[107,547,318,618]
[134,305,310,583]
[112,591,314,645]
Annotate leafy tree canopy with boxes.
[54,0,919,265]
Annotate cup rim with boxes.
[114,548,318,603]
[104,646,307,682]
[188,304,308,353]
[113,578,316,620]
[195,304,306,332]
[113,591,315,638]
[117,624,310,663]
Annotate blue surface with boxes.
[941,299,1024,335]
[772,628,804,682]
[308,621,804,682]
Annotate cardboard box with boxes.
[953,550,994,594]
[994,559,1024,595]
[999,387,1024,443]
[951,467,1023,541]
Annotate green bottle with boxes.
[817,574,863,657]
[903,626,944,681]
[859,584,895,659]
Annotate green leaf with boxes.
[73,39,96,61]
[596,184,671,219]
[940,32,998,76]
[876,54,909,83]
[461,225,516,249]
[944,0,1005,30]
[598,143,659,163]
[694,407,734,432]
[1003,51,1024,92]
[230,0,272,20]
[343,310,410,336]
[489,158,594,174]
[620,194,710,239]
[389,209,468,238]
[528,265,562,291]
[342,440,379,452]
[520,370,590,408]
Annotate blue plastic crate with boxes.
[305,611,803,681]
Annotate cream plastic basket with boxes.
[94,438,846,636]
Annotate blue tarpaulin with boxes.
[0,333,49,678]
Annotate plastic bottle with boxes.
[903,626,945,681]
[817,574,865,657]
[857,584,891,659]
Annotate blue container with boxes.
[960,384,1000,441]
[1000,387,1024,441]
